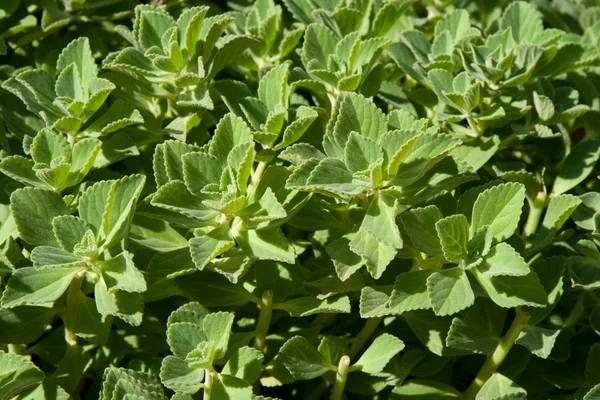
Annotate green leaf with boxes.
[389,269,433,314]
[435,9,472,43]
[1,266,83,308]
[175,271,255,306]
[470,182,526,242]
[276,295,351,317]
[52,215,91,253]
[203,312,235,360]
[209,114,253,167]
[390,379,460,399]
[97,251,146,293]
[472,269,547,308]
[30,245,81,267]
[305,157,363,197]
[344,131,384,174]
[351,334,405,374]
[572,192,600,231]
[435,214,469,261]
[84,99,143,137]
[476,373,527,400]
[73,291,111,345]
[130,214,188,252]
[0,156,42,188]
[10,187,69,246]
[167,322,205,358]
[235,226,295,264]
[211,374,253,399]
[388,133,460,184]
[56,37,98,85]
[0,306,56,344]
[100,174,146,249]
[190,224,235,270]
[94,277,144,326]
[360,192,402,248]
[102,367,165,400]
[278,336,333,380]
[0,352,45,400]
[478,243,530,277]
[552,138,600,195]
[349,228,397,279]
[399,205,443,256]
[446,299,506,354]
[531,194,581,252]
[318,336,347,367]
[258,63,289,113]
[500,1,543,44]
[323,92,387,159]
[222,346,264,383]
[568,257,600,289]
[427,268,474,316]
[515,325,560,359]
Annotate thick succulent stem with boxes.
[330,356,350,400]
[524,192,547,238]
[463,308,530,400]
[253,290,273,353]
[203,369,214,400]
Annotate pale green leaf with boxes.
[1,266,83,308]
[552,138,600,195]
[352,334,404,374]
[435,214,469,261]
[515,325,560,359]
[11,187,69,247]
[203,312,234,360]
[500,1,543,44]
[478,243,530,277]
[160,356,203,395]
[471,182,526,242]
[276,295,351,317]
[278,336,333,380]
[399,205,443,256]
[476,373,526,400]
[98,251,146,293]
[389,269,433,314]
[427,268,474,316]
[472,269,547,308]
[222,346,264,383]
[446,299,506,354]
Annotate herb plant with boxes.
[1,1,600,399]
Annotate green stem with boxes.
[249,161,268,193]
[330,356,350,400]
[348,317,382,359]
[253,290,273,353]
[466,113,483,136]
[203,369,214,400]
[523,192,547,238]
[463,308,530,400]
[64,274,83,347]
[307,380,329,400]
[563,292,585,328]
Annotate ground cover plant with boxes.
[1,0,600,399]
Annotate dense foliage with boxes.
[1,0,600,399]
